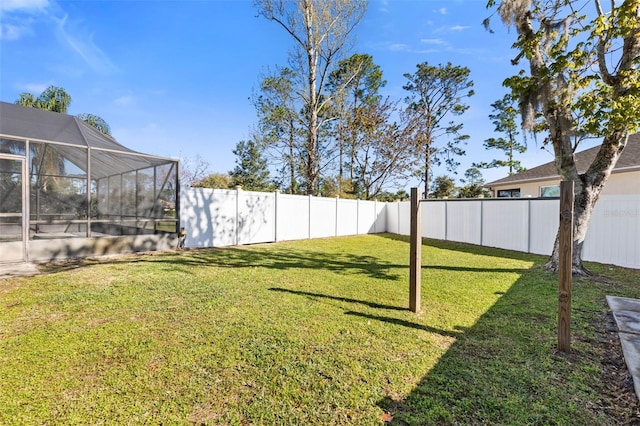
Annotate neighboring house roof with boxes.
[486,133,640,187]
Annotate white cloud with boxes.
[438,8,447,15]
[450,25,471,31]
[0,0,47,40]
[0,23,31,40]
[2,0,117,74]
[388,43,409,51]
[420,38,447,45]
[114,95,135,106]
[0,0,49,13]
[53,13,118,75]
[24,82,50,93]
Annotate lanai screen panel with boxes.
[92,149,178,236]
[0,101,179,240]
[29,141,89,237]
[0,139,26,243]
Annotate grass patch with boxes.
[1,234,638,424]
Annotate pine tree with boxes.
[229,139,275,192]
[474,94,526,175]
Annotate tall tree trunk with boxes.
[423,144,430,199]
[288,118,296,194]
[546,132,628,275]
[305,0,318,195]
[506,2,636,275]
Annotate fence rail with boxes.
[387,195,639,269]
[179,189,639,269]
[180,188,386,249]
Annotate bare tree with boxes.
[255,0,367,194]
[179,155,211,187]
[488,0,640,275]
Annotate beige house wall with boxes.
[488,169,640,197]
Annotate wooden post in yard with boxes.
[409,187,421,313]
[558,180,574,352]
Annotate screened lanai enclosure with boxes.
[0,101,179,263]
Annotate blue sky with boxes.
[1,0,569,189]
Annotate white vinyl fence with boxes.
[180,188,386,248]
[387,195,640,269]
[179,188,638,269]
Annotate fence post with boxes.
[410,188,422,313]
[308,194,312,239]
[235,186,241,246]
[335,196,339,237]
[480,199,484,247]
[374,200,377,233]
[558,180,574,352]
[527,198,532,253]
[357,199,360,235]
[444,200,448,241]
[274,190,279,242]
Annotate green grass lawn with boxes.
[1,234,638,425]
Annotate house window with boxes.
[497,188,521,198]
[540,185,560,197]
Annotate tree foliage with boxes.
[430,175,458,199]
[254,66,302,194]
[17,86,71,113]
[192,173,233,189]
[77,113,112,137]
[474,94,526,175]
[327,53,385,183]
[402,62,474,198]
[229,138,276,191]
[458,167,490,198]
[255,0,367,195]
[16,86,113,137]
[486,0,640,274]
[324,54,413,200]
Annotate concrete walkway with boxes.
[607,296,640,402]
[0,262,40,279]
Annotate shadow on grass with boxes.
[38,244,405,281]
[267,288,462,339]
[36,234,532,283]
[379,233,541,263]
[374,267,638,425]
[344,311,465,338]
[269,287,407,311]
[32,236,638,423]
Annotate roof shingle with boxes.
[486,133,640,186]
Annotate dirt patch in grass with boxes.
[596,311,640,424]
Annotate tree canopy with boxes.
[402,62,474,198]
[487,0,639,274]
[255,0,367,195]
[16,86,113,137]
[474,94,526,175]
